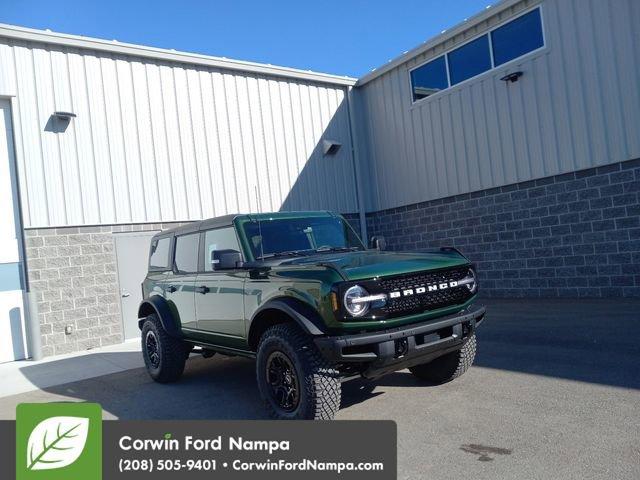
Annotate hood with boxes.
[279,250,470,281]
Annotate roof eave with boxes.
[0,23,357,87]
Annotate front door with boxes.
[195,227,246,338]
[0,99,27,363]
[114,231,158,339]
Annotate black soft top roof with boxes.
[151,211,338,240]
[152,214,239,239]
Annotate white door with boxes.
[114,232,158,340]
[0,99,27,363]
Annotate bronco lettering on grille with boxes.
[390,280,459,298]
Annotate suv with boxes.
[138,211,484,420]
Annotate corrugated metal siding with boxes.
[0,40,357,228]
[354,0,640,212]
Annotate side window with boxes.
[408,7,544,102]
[202,228,240,272]
[491,9,544,66]
[410,56,448,101]
[174,233,199,273]
[447,34,491,85]
[149,237,171,269]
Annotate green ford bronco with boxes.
[138,211,484,419]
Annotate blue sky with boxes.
[2,0,491,78]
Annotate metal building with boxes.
[354,0,640,210]
[0,24,359,361]
[0,0,638,362]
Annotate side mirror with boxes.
[370,236,387,251]
[211,249,243,270]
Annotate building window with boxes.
[447,35,492,85]
[409,7,544,103]
[491,9,543,66]
[410,56,448,101]
[174,233,199,273]
[149,237,171,269]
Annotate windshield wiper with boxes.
[255,250,310,260]
[257,246,360,260]
[314,246,362,253]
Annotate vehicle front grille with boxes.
[374,266,474,318]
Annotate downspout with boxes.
[345,86,368,243]
[6,97,42,360]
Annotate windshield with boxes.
[241,216,365,259]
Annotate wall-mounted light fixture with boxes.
[323,139,342,156]
[500,71,523,83]
[46,111,77,133]
[53,111,77,121]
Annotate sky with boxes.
[1,0,492,78]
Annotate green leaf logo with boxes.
[26,416,90,471]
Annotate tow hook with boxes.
[394,338,409,358]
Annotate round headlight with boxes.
[466,269,477,293]
[344,285,370,317]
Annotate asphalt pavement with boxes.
[1,298,638,479]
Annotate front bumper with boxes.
[314,303,486,379]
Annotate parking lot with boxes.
[1,298,639,480]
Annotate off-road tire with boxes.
[256,323,341,420]
[409,334,476,384]
[141,314,188,383]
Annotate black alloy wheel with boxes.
[145,330,160,368]
[256,323,341,419]
[265,351,300,412]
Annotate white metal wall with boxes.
[0,39,357,228]
[354,0,640,212]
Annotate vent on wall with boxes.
[323,139,342,156]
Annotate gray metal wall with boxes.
[354,0,640,212]
[0,36,358,228]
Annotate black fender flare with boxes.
[248,297,327,348]
[137,296,183,338]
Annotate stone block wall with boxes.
[24,222,188,357]
[366,158,640,298]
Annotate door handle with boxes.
[121,291,130,298]
[167,285,177,293]
[195,286,210,294]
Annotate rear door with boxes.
[165,233,199,330]
[195,227,246,338]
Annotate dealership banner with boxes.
[2,403,396,479]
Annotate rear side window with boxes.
[149,237,171,269]
[174,233,199,273]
